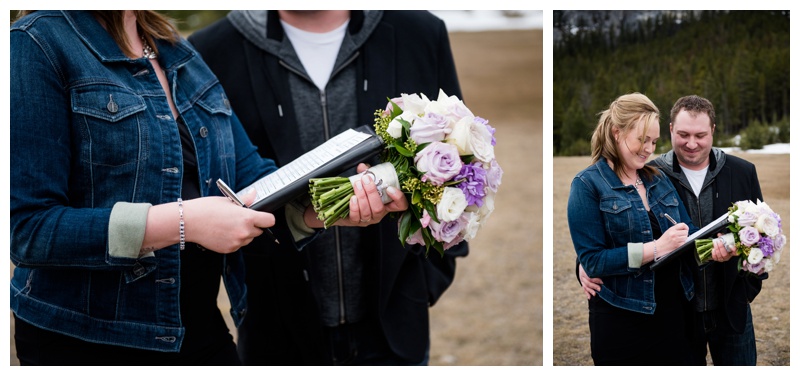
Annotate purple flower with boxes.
[420,209,432,228]
[485,159,503,193]
[429,217,466,243]
[475,117,496,146]
[443,234,465,250]
[406,228,426,246]
[410,112,452,144]
[455,162,488,207]
[773,234,787,251]
[414,142,463,186]
[738,226,761,247]
[737,211,758,227]
[743,259,766,274]
[758,237,775,257]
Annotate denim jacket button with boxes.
[223,98,231,109]
[106,94,119,113]
[132,263,145,276]
[199,127,209,138]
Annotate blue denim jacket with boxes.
[10,11,277,352]
[567,158,697,314]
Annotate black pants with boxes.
[589,294,694,366]
[14,315,240,366]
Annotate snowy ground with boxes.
[720,143,791,154]
[430,10,543,32]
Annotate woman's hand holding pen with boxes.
[653,222,689,262]
[182,191,276,254]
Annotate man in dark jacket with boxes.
[189,10,467,365]
[579,95,766,365]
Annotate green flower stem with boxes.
[695,239,715,263]
[310,177,357,228]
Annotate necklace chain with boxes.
[142,37,157,59]
[633,175,643,189]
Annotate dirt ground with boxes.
[552,154,791,366]
[8,29,544,366]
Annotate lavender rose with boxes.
[485,159,503,193]
[410,112,452,144]
[737,211,758,227]
[773,233,787,251]
[429,216,466,243]
[406,228,426,246]
[414,142,463,186]
[738,226,761,247]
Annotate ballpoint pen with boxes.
[664,213,678,226]
[217,179,280,245]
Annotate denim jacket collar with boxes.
[62,10,195,71]
[596,156,663,192]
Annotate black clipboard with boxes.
[218,125,384,213]
[649,212,730,270]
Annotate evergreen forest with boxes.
[553,10,789,155]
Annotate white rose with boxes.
[773,248,782,264]
[744,202,760,216]
[387,118,403,139]
[747,247,764,265]
[763,259,774,273]
[387,111,418,139]
[460,211,481,241]
[437,187,468,222]
[755,213,780,237]
[477,191,496,225]
[435,89,473,120]
[401,93,430,115]
[756,199,773,213]
[446,116,495,163]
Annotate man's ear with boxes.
[711,123,716,133]
[669,123,673,134]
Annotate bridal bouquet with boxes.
[309,90,503,256]
[695,199,786,274]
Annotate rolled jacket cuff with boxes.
[109,202,152,259]
[286,197,316,243]
[628,242,644,268]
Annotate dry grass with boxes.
[552,153,790,366]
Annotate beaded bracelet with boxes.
[653,241,658,262]
[178,198,185,251]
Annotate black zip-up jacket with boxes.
[651,148,767,333]
[189,10,467,364]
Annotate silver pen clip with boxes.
[217,179,245,207]
[216,179,280,244]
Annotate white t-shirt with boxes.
[680,165,709,197]
[281,19,349,91]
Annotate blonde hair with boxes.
[16,11,178,58]
[591,92,660,181]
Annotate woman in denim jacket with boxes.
[10,11,399,365]
[567,93,728,365]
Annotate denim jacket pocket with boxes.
[194,85,232,116]
[71,85,148,167]
[599,197,633,236]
